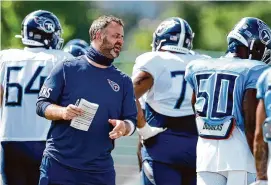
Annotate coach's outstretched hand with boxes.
[108,119,128,139]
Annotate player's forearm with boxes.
[254,99,268,180]
[245,133,254,154]
[136,99,146,128]
[243,89,257,153]
[254,137,268,180]
[244,116,256,153]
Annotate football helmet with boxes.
[63,44,87,57]
[152,17,194,54]
[16,10,64,49]
[227,17,271,63]
[64,39,89,50]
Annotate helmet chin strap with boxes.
[155,39,166,51]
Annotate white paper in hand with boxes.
[70,98,99,131]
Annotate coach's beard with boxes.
[110,48,118,58]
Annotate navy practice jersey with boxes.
[36,56,137,171]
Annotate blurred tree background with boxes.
[1,1,271,51]
[1,1,271,74]
[2,1,271,51]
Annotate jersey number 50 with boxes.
[195,73,238,118]
[5,66,46,106]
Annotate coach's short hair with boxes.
[89,15,124,41]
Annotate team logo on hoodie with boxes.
[107,79,120,92]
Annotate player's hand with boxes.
[108,119,127,139]
[137,122,167,140]
[61,104,83,120]
[250,180,268,185]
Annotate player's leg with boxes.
[152,161,182,185]
[181,166,196,185]
[141,160,155,185]
[226,171,256,185]
[25,141,46,185]
[197,171,227,185]
[1,141,27,185]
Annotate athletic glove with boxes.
[137,122,167,140]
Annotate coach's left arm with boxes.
[108,77,137,139]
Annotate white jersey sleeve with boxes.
[0,48,73,141]
[133,51,202,117]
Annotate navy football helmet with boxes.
[64,39,89,50]
[16,10,64,49]
[63,44,87,57]
[227,17,271,63]
[152,17,194,54]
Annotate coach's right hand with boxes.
[61,104,83,120]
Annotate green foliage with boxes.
[1,1,271,53]
[1,1,98,49]
[197,2,271,51]
[127,1,271,52]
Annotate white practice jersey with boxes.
[0,47,73,141]
[132,51,209,117]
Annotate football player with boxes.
[0,10,73,185]
[132,17,209,185]
[185,17,271,185]
[63,39,89,57]
[252,52,271,185]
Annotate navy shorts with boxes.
[141,160,196,185]
[39,155,116,185]
[0,141,46,185]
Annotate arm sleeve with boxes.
[36,61,66,117]
[121,76,138,136]
[256,69,269,99]
[133,55,164,83]
[245,64,268,90]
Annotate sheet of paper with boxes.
[70,98,99,131]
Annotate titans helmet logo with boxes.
[156,19,177,36]
[34,16,55,33]
[258,20,271,45]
